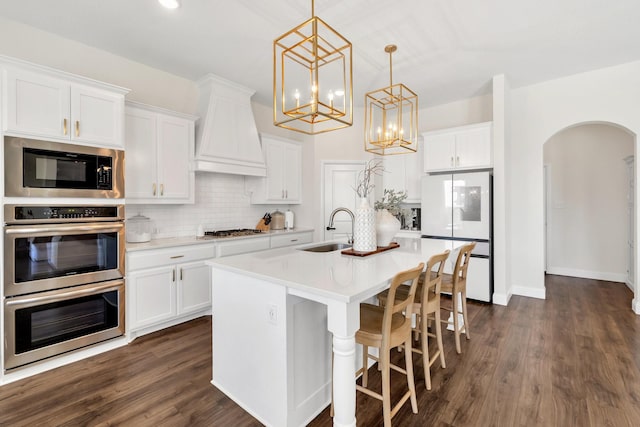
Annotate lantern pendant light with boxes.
[273,0,353,134]
[364,44,418,155]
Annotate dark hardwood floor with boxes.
[1,275,640,426]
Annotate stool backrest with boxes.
[452,242,476,286]
[423,250,451,300]
[383,262,425,334]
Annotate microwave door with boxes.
[452,171,491,240]
[421,174,453,238]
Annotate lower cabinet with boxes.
[126,243,216,339]
[270,231,313,248]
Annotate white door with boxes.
[265,140,285,200]
[323,162,366,241]
[125,107,158,199]
[158,114,191,200]
[71,86,123,147]
[283,142,301,202]
[451,171,491,239]
[177,261,212,315]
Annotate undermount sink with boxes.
[300,243,352,253]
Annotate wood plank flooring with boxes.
[1,274,640,426]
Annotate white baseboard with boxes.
[546,267,626,283]
[633,298,640,315]
[492,292,511,306]
[511,285,546,300]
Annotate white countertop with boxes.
[207,237,463,304]
[126,227,314,252]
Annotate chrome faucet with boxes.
[326,207,355,244]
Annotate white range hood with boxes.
[193,74,266,176]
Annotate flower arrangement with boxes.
[355,159,384,198]
[374,188,408,216]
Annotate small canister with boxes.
[284,210,294,229]
[270,210,285,230]
[126,214,152,243]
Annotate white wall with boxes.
[508,61,640,312]
[544,124,633,281]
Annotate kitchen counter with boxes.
[125,227,314,252]
[208,237,463,427]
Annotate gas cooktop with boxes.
[204,229,263,239]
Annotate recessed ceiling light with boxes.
[158,0,180,9]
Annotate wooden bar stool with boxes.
[377,250,450,390]
[439,242,476,354]
[332,263,424,427]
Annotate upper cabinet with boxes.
[125,101,197,204]
[380,141,423,203]
[248,134,302,204]
[422,121,492,172]
[2,62,128,148]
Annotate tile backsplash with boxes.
[128,173,290,238]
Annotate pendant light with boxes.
[273,0,353,134]
[364,45,418,155]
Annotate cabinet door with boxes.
[125,107,158,199]
[4,68,70,139]
[128,265,176,330]
[157,114,191,201]
[382,155,406,194]
[283,142,301,202]
[177,261,212,315]
[424,133,455,172]
[71,86,124,147]
[265,140,286,200]
[455,126,491,169]
[404,146,423,202]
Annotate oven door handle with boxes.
[5,281,123,307]
[4,222,124,236]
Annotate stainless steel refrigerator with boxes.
[421,171,492,302]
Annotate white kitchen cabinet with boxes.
[270,231,314,248]
[3,65,127,148]
[423,122,492,172]
[248,134,302,204]
[125,101,196,204]
[381,141,423,202]
[126,243,215,339]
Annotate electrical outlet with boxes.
[267,304,278,324]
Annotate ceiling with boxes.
[0,0,639,108]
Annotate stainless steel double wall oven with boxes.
[3,137,126,371]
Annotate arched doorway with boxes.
[543,122,635,299]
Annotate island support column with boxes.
[327,301,360,427]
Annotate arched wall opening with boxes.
[543,122,634,291]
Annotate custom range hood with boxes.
[193,74,266,176]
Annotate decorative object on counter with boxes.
[341,241,400,257]
[271,210,285,230]
[375,188,406,246]
[256,212,271,231]
[352,160,384,251]
[126,214,152,243]
[196,224,204,238]
[364,44,418,155]
[273,0,353,134]
[284,209,294,229]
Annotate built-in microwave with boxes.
[4,136,124,198]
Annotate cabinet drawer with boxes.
[270,232,313,248]
[127,243,216,271]
[217,236,270,257]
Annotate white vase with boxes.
[353,198,377,252]
[376,209,401,247]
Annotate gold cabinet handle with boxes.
[160,184,164,196]
[172,269,176,282]
[456,155,460,166]
[63,118,68,135]
[153,183,157,196]
[450,156,454,166]
[180,268,183,281]
[75,121,80,137]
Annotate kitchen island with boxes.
[208,237,463,427]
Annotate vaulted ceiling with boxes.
[0,0,638,108]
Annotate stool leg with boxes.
[421,313,431,390]
[404,338,418,413]
[362,344,369,387]
[461,290,470,340]
[453,292,461,354]
[381,349,392,427]
[435,308,446,369]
